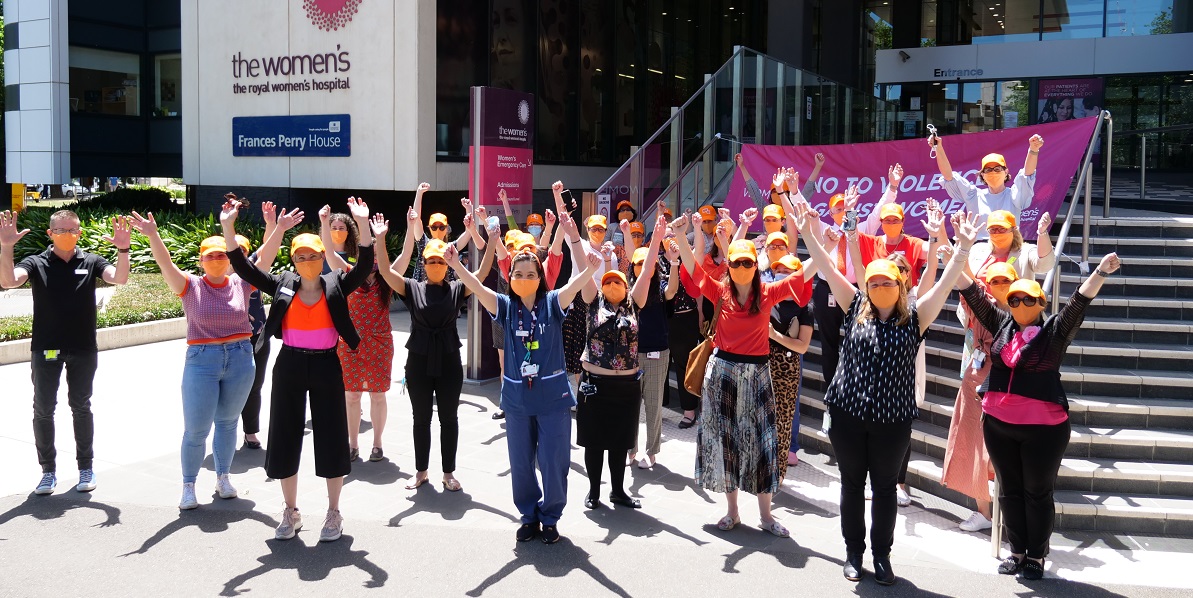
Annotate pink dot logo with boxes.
[305,0,362,31]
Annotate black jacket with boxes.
[959,283,1092,411]
[228,244,375,352]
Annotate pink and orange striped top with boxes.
[282,293,338,350]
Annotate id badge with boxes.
[972,349,986,371]
[44,350,60,361]
[279,287,295,296]
[74,269,88,276]
[515,330,530,338]
[647,351,660,359]
[520,362,539,378]
[828,295,837,308]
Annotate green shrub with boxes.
[0,273,183,342]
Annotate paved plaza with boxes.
[0,311,1189,597]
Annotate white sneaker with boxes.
[35,473,57,495]
[179,482,199,510]
[959,511,993,532]
[319,509,343,542]
[215,474,238,499]
[76,469,97,492]
[276,507,302,540]
[896,486,911,507]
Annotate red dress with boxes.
[337,279,394,392]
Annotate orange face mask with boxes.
[296,260,323,280]
[764,219,783,234]
[588,229,606,245]
[425,263,448,283]
[430,228,448,241]
[51,232,79,253]
[1011,303,1045,328]
[882,222,903,239]
[868,285,900,310]
[633,263,643,278]
[766,248,786,266]
[201,259,230,279]
[330,230,349,245]
[510,279,538,298]
[729,265,756,287]
[602,282,627,305]
[989,231,1013,249]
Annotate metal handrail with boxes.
[1043,110,1111,315]
[1110,122,1191,201]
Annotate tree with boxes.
[1149,10,1173,35]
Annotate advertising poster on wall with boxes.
[468,87,535,223]
[1037,78,1104,124]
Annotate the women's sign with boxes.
[725,116,1100,240]
[469,87,535,220]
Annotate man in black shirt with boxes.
[0,209,131,495]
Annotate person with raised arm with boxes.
[221,196,374,543]
[410,182,485,282]
[672,206,815,539]
[794,195,979,586]
[447,220,601,545]
[374,209,497,493]
[1,209,131,496]
[766,254,817,475]
[957,250,1120,580]
[128,202,298,509]
[318,207,358,274]
[933,133,1044,235]
[734,153,823,211]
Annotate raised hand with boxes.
[925,197,940,213]
[498,188,509,204]
[950,210,965,238]
[718,207,730,222]
[888,163,904,188]
[619,218,632,239]
[346,196,370,221]
[814,153,826,167]
[558,210,579,239]
[462,212,475,232]
[922,206,945,238]
[1098,252,1121,274]
[261,201,277,226]
[0,211,31,246]
[220,200,240,228]
[443,243,460,265]
[600,242,615,259]
[1037,212,1053,237]
[794,202,817,237]
[784,169,800,195]
[1029,134,1044,152]
[407,207,420,224]
[772,168,785,190]
[552,180,564,194]
[843,185,860,211]
[103,215,132,249]
[474,205,489,222]
[955,211,979,249]
[714,221,730,246]
[669,211,690,235]
[460,196,474,214]
[371,213,389,238]
[664,240,680,262]
[690,213,703,232]
[276,207,304,231]
[734,153,744,167]
[128,211,158,237]
[739,207,759,226]
[319,204,332,225]
[653,213,668,238]
[417,182,431,194]
[584,249,602,271]
[545,209,557,225]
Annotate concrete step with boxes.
[919,333,1193,374]
[1066,235,1193,258]
[1057,217,1193,241]
[926,307,1193,346]
[1057,255,1193,278]
[1056,273,1193,300]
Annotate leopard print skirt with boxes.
[769,340,803,480]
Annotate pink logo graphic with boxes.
[304,0,362,31]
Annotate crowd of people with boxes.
[0,130,1123,585]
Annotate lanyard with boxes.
[517,301,539,351]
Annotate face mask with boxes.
[882,222,903,239]
[764,220,782,234]
[528,226,543,238]
[983,172,1006,188]
[202,259,230,278]
[430,228,448,241]
[330,230,349,245]
[633,264,643,278]
[868,285,900,310]
[296,260,323,280]
[729,266,756,286]
[589,230,606,244]
[510,278,539,298]
[989,231,1013,249]
[771,272,790,282]
[425,263,448,283]
[51,232,79,253]
[987,282,1012,304]
[701,222,715,234]
[766,248,786,265]
[602,282,627,305]
[1011,303,1045,328]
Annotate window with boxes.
[971,0,1040,44]
[69,47,140,116]
[155,54,181,117]
[1107,0,1184,36]
[1043,0,1105,39]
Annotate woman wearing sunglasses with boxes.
[933,133,1044,236]
[408,182,486,283]
[794,196,979,586]
[672,211,814,539]
[957,252,1121,580]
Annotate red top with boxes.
[499,251,564,289]
[690,260,813,356]
[859,234,927,287]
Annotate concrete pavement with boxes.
[0,311,1189,597]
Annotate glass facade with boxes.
[69,47,141,116]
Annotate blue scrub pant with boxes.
[505,409,572,526]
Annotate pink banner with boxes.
[469,87,535,220]
[725,117,1100,240]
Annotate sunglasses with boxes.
[763,217,782,223]
[729,259,756,269]
[429,224,447,231]
[987,226,1011,234]
[589,227,606,233]
[630,233,645,239]
[765,244,787,251]
[896,266,910,274]
[1007,295,1042,307]
[981,166,1007,174]
[988,278,1013,286]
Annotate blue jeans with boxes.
[180,340,255,483]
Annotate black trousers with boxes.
[668,309,703,412]
[585,448,628,499]
[31,349,98,473]
[405,352,463,473]
[812,279,845,391]
[827,404,913,557]
[241,333,272,435]
[264,347,351,480]
[983,414,1070,559]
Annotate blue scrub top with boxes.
[492,289,575,416]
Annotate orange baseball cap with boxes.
[727,239,757,262]
[1007,279,1045,299]
[765,232,789,247]
[200,236,227,257]
[774,254,803,271]
[423,239,448,259]
[234,234,252,253]
[631,247,649,265]
[981,153,1007,169]
[698,205,717,221]
[429,213,449,227]
[586,215,608,229]
[864,259,901,282]
[629,222,645,235]
[504,230,521,246]
[616,200,634,213]
[291,233,325,255]
[515,233,537,251]
[526,213,544,226]
[986,210,1016,230]
[829,193,846,208]
[984,262,1019,283]
[763,204,785,220]
[879,204,905,221]
[602,270,628,286]
[661,207,673,219]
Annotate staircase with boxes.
[795,215,1193,536]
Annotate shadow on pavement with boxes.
[200,446,266,475]
[464,537,631,597]
[220,535,387,596]
[582,503,708,547]
[387,486,518,527]
[627,463,716,505]
[772,485,839,520]
[119,499,278,556]
[459,399,492,414]
[345,459,410,486]
[700,520,839,574]
[1007,578,1131,598]
[0,492,121,530]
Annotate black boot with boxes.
[873,554,896,586]
[843,552,864,582]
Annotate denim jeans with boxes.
[180,340,255,483]
[31,349,99,473]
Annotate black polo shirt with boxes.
[17,248,113,351]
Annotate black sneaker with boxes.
[873,555,896,586]
[1020,559,1045,580]
[516,522,540,542]
[540,525,561,544]
[998,555,1025,575]
[492,410,506,420]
